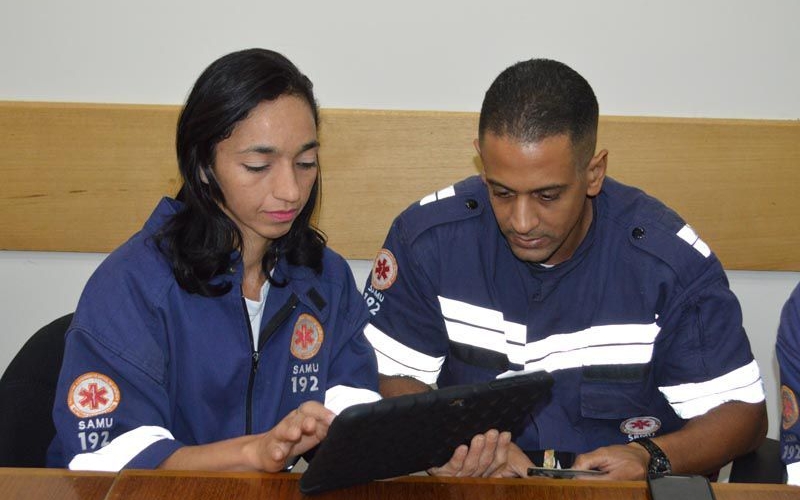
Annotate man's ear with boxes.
[585,149,608,197]
[473,138,487,184]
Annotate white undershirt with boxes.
[244,280,270,348]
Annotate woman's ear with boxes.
[199,166,210,184]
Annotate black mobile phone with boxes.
[527,467,606,479]
[647,474,716,500]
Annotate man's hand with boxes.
[571,400,768,480]
[250,401,335,472]
[427,431,532,478]
[570,442,650,480]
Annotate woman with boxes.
[47,48,380,472]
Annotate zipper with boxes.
[242,294,257,435]
[244,293,300,435]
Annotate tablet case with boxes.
[299,370,553,494]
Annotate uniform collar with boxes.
[147,197,330,320]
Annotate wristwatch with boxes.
[633,437,672,477]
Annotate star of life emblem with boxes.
[371,248,398,291]
[782,385,799,430]
[620,416,661,439]
[67,372,121,418]
[291,313,324,360]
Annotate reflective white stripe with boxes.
[438,295,660,372]
[68,426,175,472]
[521,344,656,373]
[445,320,506,354]
[676,224,711,258]
[419,193,437,206]
[676,224,697,245]
[438,296,527,361]
[324,385,381,415]
[364,324,444,384]
[505,321,527,345]
[658,360,766,418]
[439,296,505,333]
[419,185,455,206]
[514,323,661,366]
[693,238,711,257]
[665,380,765,419]
[659,360,762,402]
[437,186,456,200]
[787,461,800,486]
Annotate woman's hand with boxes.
[249,401,335,472]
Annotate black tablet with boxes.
[299,370,553,494]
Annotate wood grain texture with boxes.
[0,467,116,500]
[1,468,798,500]
[107,469,800,500]
[0,101,180,253]
[2,102,798,270]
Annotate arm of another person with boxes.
[777,283,800,485]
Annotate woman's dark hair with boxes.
[155,48,326,297]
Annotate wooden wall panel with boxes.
[1,102,798,270]
[0,102,180,252]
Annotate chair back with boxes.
[729,437,786,484]
[0,313,72,467]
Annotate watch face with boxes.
[649,456,672,475]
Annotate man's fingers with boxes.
[476,430,500,474]
[457,433,487,476]
[428,444,469,475]
[484,431,512,477]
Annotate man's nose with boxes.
[509,197,539,234]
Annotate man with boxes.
[363,58,767,479]
[777,282,800,485]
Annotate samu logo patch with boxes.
[371,248,398,291]
[620,416,661,439]
[68,372,121,418]
[782,385,799,430]
[291,313,324,360]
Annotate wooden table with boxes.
[0,467,115,500]
[1,468,798,500]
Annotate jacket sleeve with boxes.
[50,267,183,471]
[322,258,381,415]
[653,265,764,420]
[777,283,800,485]
[362,217,449,384]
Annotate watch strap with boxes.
[633,437,672,477]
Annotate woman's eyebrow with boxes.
[238,140,319,155]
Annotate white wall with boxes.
[1,0,799,440]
